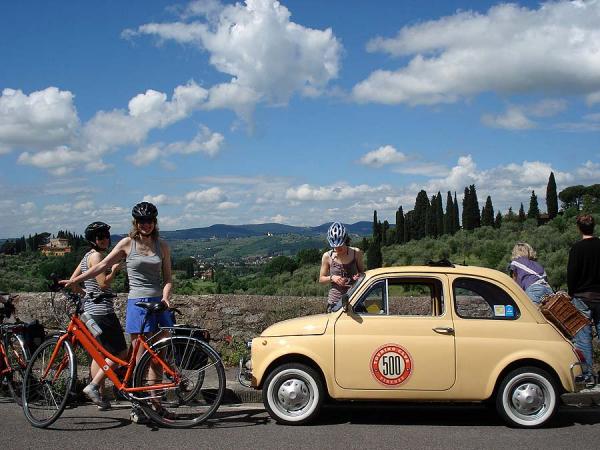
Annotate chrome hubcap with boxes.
[511,383,545,415]
[277,378,310,411]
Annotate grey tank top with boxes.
[328,248,359,305]
[126,239,163,299]
[81,250,115,315]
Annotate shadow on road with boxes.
[310,403,600,429]
[45,416,131,431]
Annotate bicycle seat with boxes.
[135,302,167,314]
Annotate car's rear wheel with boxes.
[263,363,324,425]
[496,366,559,428]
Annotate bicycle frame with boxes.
[43,314,180,396]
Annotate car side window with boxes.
[388,279,443,316]
[354,278,444,316]
[354,280,386,314]
[453,277,520,320]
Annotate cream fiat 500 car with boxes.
[244,263,586,428]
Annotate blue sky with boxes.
[1,0,599,238]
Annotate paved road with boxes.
[1,399,600,450]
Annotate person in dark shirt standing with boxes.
[568,214,600,384]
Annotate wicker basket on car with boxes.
[539,291,590,339]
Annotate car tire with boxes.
[495,366,559,428]
[263,363,324,425]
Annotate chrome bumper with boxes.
[238,340,253,388]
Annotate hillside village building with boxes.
[39,238,72,256]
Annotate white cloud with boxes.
[185,187,227,203]
[216,201,239,210]
[128,125,225,166]
[359,145,407,167]
[0,87,79,152]
[124,0,342,116]
[6,82,210,175]
[142,194,178,206]
[286,183,392,201]
[354,1,600,105]
[392,162,449,177]
[481,107,536,130]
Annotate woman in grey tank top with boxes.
[62,202,174,422]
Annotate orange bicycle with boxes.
[21,283,225,428]
[0,293,30,405]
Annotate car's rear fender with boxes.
[486,357,571,400]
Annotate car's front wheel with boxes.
[263,363,324,425]
[496,366,559,428]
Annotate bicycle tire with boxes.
[5,332,29,405]
[22,337,76,428]
[133,336,225,428]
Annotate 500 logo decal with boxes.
[370,344,413,386]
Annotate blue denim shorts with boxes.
[125,296,174,334]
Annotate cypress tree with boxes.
[426,194,437,237]
[435,192,444,236]
[382,220,390,246]
[444,191,454,235]
[494,211,502,228]
[506,207,516,222]
[414,190,430,240]
[462,187,472,230]
[404,210,413,243]
[395,206,405,244]
[470,185,481,228]
[453,192,460,231]
[518,203,526,222]
[527,190,540,220]
[546,172,558,219]
[481,195,494,227]
[366,238,383,269]
[372,210,379,239]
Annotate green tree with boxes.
[372,210,380,239]
[481,195,495,227]
[518,203,526,222]
[413,190,430,240]
[494,211,502,228]
[558,185,586,210]
[382,220,390,246]
[546,172,558,219]
[469,185,481,229]
[462,187,473,230]
[453,192,460,231]
[435,192,444,236]
[444,191,455,235]
[264,256,298,276]
[296,248,321,266]
[366,238,383,269]
[395,206,405,244]
[506,207,516,222]
[527,190,540,220]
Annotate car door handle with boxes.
[432,327,454,334]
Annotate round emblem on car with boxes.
[370,344,413,386]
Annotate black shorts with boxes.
[90,313,127,355]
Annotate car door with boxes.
[334,274,456,391]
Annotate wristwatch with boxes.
[329,275,333,282]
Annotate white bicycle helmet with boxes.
[327,222,347,248]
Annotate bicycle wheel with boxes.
[5,332,29,405]
[133,336,225,428]
[22,337,76,428]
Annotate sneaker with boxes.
[83,383,104,406]
[130,405,150,424]
[97,399,111,411]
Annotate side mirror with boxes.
[341,293,350,312]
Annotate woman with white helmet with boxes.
[319,222,364,312]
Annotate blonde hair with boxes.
[129,218,160,241]
[511,242,537,260]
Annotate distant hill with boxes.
[158,221,374,240]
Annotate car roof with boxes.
[365,264,506,279]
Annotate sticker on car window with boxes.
[370,344,413,386]
[505,305,514,317]
[493,305,506,317]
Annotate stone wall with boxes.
[13,292,326,345]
